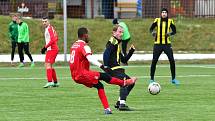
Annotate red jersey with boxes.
[44,24,59,51]
[69,40,92,79]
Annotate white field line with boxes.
[1,64,215,70]
[0,77,71,80]
[1,54,215,62]
[0,74,215,80]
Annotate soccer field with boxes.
[0,64,214,121]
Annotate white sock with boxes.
[105,108,111,111]
[120,100,126,104]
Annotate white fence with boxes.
[195,0,215,16]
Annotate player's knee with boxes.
[169,59,175,63]
[99,72,111,83]
[152,59,158,64]
[24,51,30,55]
[45,63,52,69]
[93,82,104,89]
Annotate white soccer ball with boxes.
[148,82,161,95]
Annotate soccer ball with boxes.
[148,82,161,95]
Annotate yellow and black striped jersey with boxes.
[150,18,176,44]
[103,36,134,70]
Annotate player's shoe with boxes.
[171,79,180,86]
[104,108,112,115]
[121,62,128,66]
[118,104,132,111]
[30,62,35,67]
[53,82,60,87]
[11,61,14,66]
[124,77,137,86]
[149,79,155,84]
[114,101,120,109]
[43,82,54,88]
[18,63,24,68]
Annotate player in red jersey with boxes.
[41,17,59,88]
[69,27,137,115]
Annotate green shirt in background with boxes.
[119,22,131,41]
[18,22,29,43]
[8,21,18,42]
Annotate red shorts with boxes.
[45,50,58,64]
[72,70,100,88]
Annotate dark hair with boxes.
[161,8,168,13]
[78,27,88,38]
[112,18,119,25]
[42,16,49,20]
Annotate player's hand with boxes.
[152,31,157,37]
[165,32,171,37]
[130,44,135,50]
[100,65,112,73]
[41,47,47,54]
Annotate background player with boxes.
[149,8,179,85]
[16,16,34,67]
[41,17,59,88]
[8,14,18,65]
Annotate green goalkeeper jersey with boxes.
[119,22,131,41]
[18,22,29,43]
[8,21,18,42]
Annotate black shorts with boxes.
[108,68,130,80]
[152,44,174,61]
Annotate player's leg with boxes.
[72,71,114,114]
[110,69,135,110]
[164,46,175,80]
[44,63,54,88]
[49,50,59,87]
[164,45,179,85]
[76,70,135,87]
[108,69,127,108]
[118,83,136,111]
[93,81,112,115]
[17,42,24,67]
[150,45,163,82]
[23,42,34,67]
[125,81,135,99]
[44,52,54,88]
[73,70,136,114]
[99,72,136,86]
[52,67,59,87]
[11,41,16,64]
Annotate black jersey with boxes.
[103,36,134,70]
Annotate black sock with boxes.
[170,60,175,80]
[150,60,158,80]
